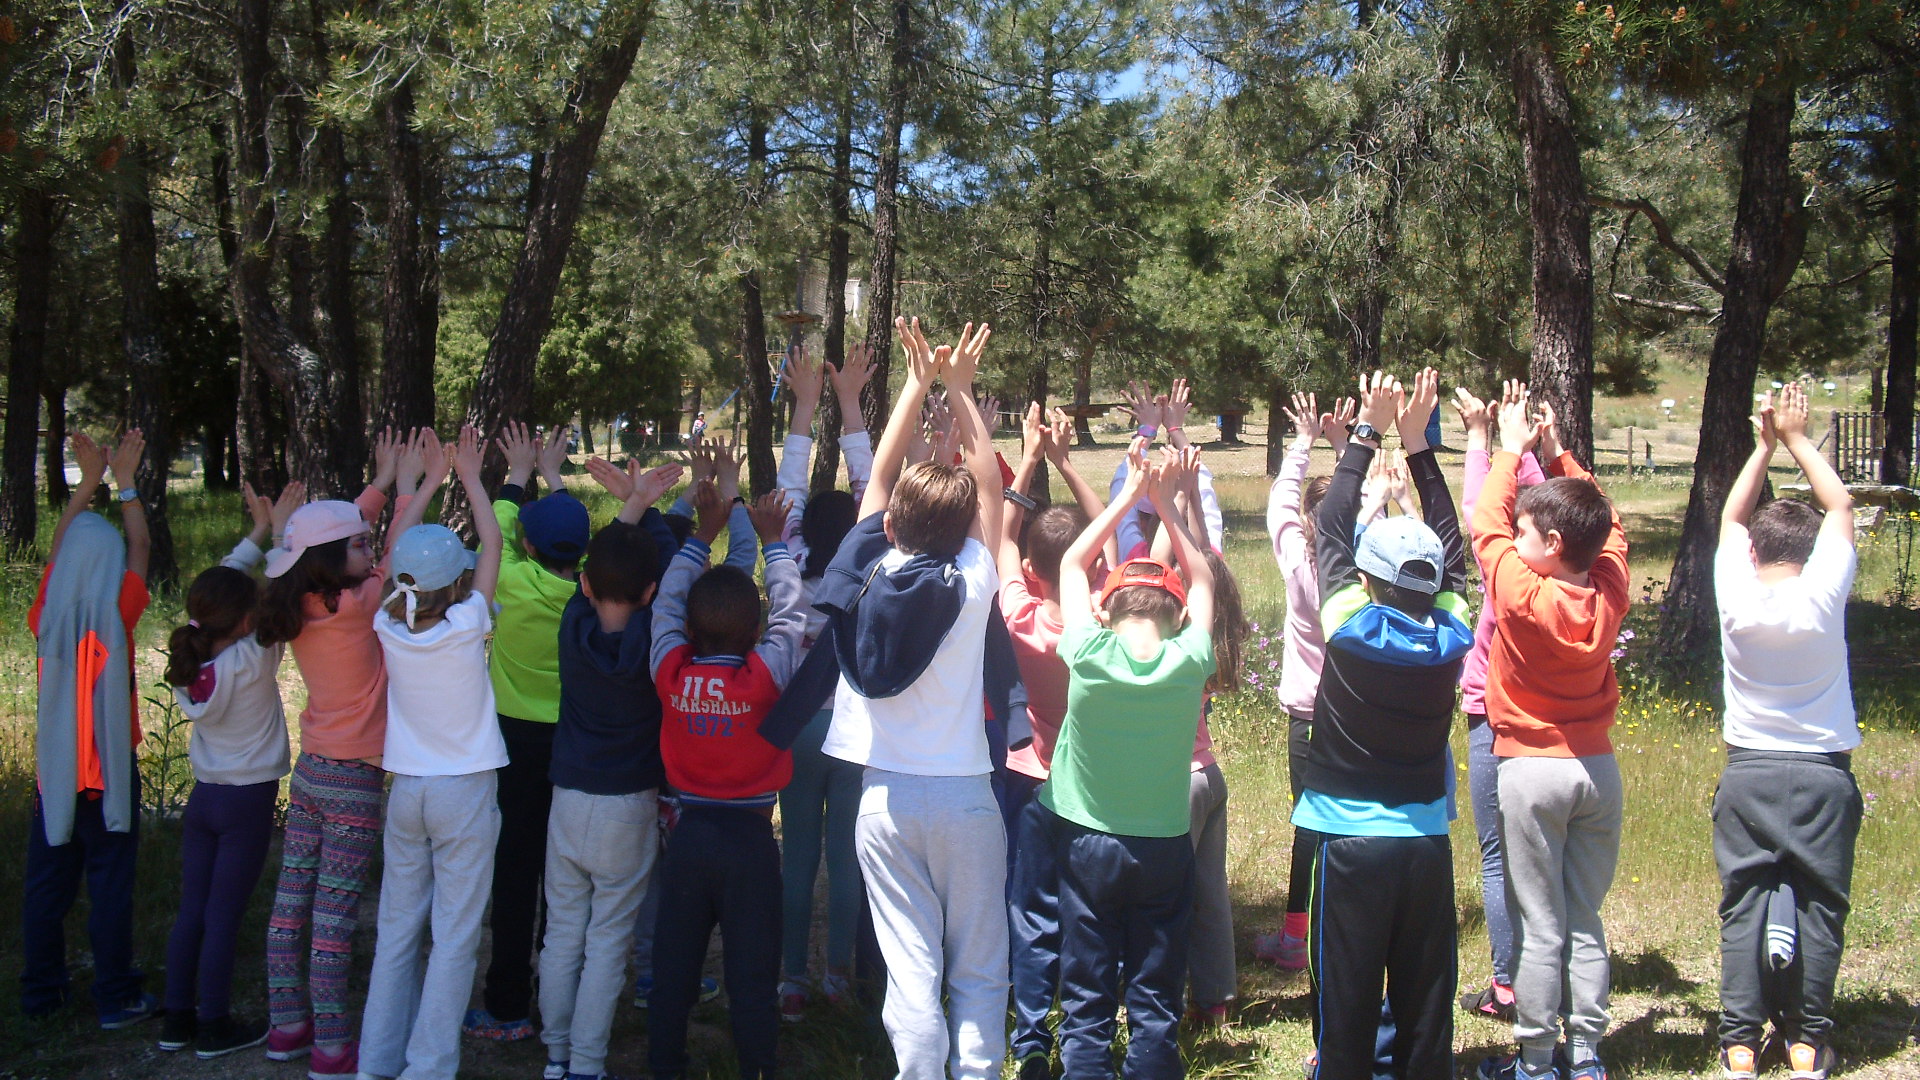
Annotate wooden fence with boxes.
[1828,411,1920,483]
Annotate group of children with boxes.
[21,315,1864,1080]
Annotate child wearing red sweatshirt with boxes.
[645,482,806,1080]
[1472,382,1630,1080]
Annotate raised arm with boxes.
[1722,391,1777,532]
[862,317,944,518]
[369,427,401,495]
[777,351,823,549]
[498,421,539,500]
[453,426,502,603]
[49,433,108,563]
[650,480,725,675]
[1267,392,1318,570]
[537,424,572,495]
[1398,368,1467,594]
[1000,403,1048,574]
[108,430,150,580]
[942,322,1002,547]
[390,430,446,543]
[1061,446,1149,630]
[749,491,808,686]
[1775,381,1854,547]
[1319,371,1401,603]
[1147,452,1214,638]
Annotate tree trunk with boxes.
[860,0,910,432]
[1882,171,1917,486]
[315,121,366,483]
[113,30,179,585]
[1,188,53,551]
[43,379,69,507]
[811,70,855,495]
[461,6,653,444]
[1513,39,1595,468]
[379,77,442,433]
[1266,378,1287,476]
[1658,85,1800,667]
[738,114,777,497]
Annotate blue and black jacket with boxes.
[1304,443,1473,806]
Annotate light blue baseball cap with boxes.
[390,525,474,592]
[1354,515,1444,595]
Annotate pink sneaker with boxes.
[306,1041,357,1079]
[266,1021,313,1061]
[1254,930,1308,971]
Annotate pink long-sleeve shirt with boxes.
[1267,444,1325,719]
[1458,447,1546,717]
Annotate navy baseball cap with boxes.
[520,493,589,561]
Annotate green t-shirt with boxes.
[490,499,578,724]
[1039,620,1215,837]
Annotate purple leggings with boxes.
[165,780,278,1020]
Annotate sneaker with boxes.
[196,1016,270,1060]
[632,976,721,1009]
[1254,930,1308,971]
[1719,1044,1759,1080]
[1566,1055,1609,1080]
[1478,1053,1558,1080]
[819,972,850,1005]
[158,1009,197,1051]
[461,1007,535,1041]
[1788,1042,1835,1080]
[99,992,159,1030]
[267,1020,314,1060]
[1459,982,1517,1023]
[1185,1001,1230,1029]
[779,981,807,1023]
[1016,1052,1053,1080]
[1301,1049,1318,1080]
[545,1061,570,1080]
[308,1041,359,1079]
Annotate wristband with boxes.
[1136,424,1158,439]
[1003,487,1038,511]
[117,488,139,504]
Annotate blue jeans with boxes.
[22,774,144,1017]
[1008,783,1062,1061]
[1466,716,1515,985]
[1048,805,1192,1080]
[778,710,863,979]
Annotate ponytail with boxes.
[165,566,259,686]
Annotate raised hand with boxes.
[1751,390,1778,451]
[712,435,744,502]
[396,427,428,495]
[944,322,990,389]
[70,432,108,487]
[498,421,539,487]
[691,478,728,542]
[1384,449,1410,506]
[372,427,402,491]
[1452,388,1490,436]
[1496,380,1538,456]
[537,424,572,489]
[1355,370,1402,438]
[1119,443,1150,502]
[416,429,449,492]
[586,456,636,501]
[1774,381,1811,443]
[896,317,943,385]
[1397,368,1440,451]
[1325,396,1358,451]
[452,424,486,480]
[1164,377,1192,431]
[1122,380,1162,431]
[831,343,877,406]
[1534,399,1563,461]
[1021,402,1047,462]
[270,480,307,536]
[786,344,825,407]
[1045,407,1076,464]
[630,462,685,508]
[684,440,717,485]
[242,480,273,539]
[108,428,146,491]
[749,490,791,544]
[1285,391,1322,444]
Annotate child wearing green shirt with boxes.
[1038,446,1216,1080]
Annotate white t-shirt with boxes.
[376,592,511,776]
[823,537,999,776]
[1715,521,1859,753]
[176,635,292,787]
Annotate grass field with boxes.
[0,402,1917,1078]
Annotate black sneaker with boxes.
[194,1015,269,1060]
[157,1009,196,1051]
[1016,1053,1053,1080]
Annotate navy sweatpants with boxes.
[21,772,144,1017]
[165,780,278,1020]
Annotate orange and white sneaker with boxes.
[1718,1043,1758,1080]
[1787,1041,1835,1080]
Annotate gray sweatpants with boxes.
[1498,754,1623,1064]
[358,771,501,1080]
[538,786,659,1076]
[855,769,1009,1080]
[1187,763,1236,1008]
[1713,749,1861,1049]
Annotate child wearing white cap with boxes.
[356,427,509,1080]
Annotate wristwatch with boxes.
[1349,422,1381,444]
[117,488,139,504]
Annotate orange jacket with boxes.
[1471,451,1629,757]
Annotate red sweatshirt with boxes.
[655,645,793,803]
[1471,451,1629,758]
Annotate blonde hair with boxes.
[889,461,976,557]
[381,573,472,629]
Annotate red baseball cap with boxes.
[1097,557,1188,608]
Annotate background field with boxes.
[0,369,1917,1078]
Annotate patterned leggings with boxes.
[266,753,384,1044]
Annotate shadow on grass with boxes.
[1612,949,1699,996]
[1830,989,1920,1073]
